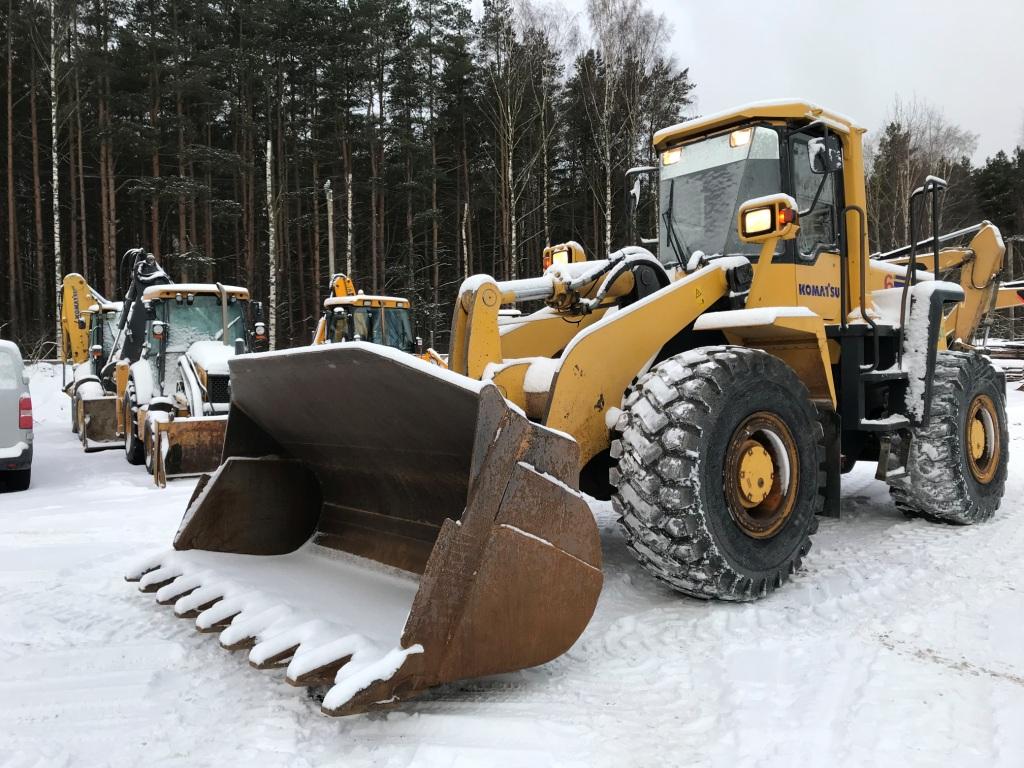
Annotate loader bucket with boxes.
[126,343,602,716]
[78,394,119,450]
[149,414,228,488]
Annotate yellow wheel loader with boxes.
[59,274,123,444]
[129,101,1010,715]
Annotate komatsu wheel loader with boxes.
[130,101,1011,715]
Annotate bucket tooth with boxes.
[284,635,370,687]
[196,597,246,633]
[219,606,292,652]
[138,565,182,593]
[156,574,202,605]
[287,655,352,688]
[174,585,225,618]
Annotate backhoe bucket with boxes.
[78,394,119,450]
[126,343,602,716]
[150,414,228,488]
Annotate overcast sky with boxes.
[476,0,1024,162]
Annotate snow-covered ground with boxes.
[2,363,1023,767]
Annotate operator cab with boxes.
[647,118,845,272]
[321,295,416,353]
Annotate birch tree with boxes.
[51,0,63,348]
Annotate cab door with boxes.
[786,129,844,323]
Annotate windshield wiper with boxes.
[215,315,241,341]
[661,178,690,271]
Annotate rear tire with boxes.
[612,346,826,601]
[887,351,1007,524]
[124,391,145,465]
[7,469,31,491]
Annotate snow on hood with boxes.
[188,340,235,374]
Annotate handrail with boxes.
[839,204,878,370]
[896,177,947,368]
[873,223,983,261]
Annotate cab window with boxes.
[790,134,838,258]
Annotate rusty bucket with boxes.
[127,343,602,715]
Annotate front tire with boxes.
[887,351,1007,524]
[612,346,826,601]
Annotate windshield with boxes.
[659,126,781,265]
[351,307,383,345]
[384,308,415,353]
[325,305,415,352]
[97,310,120,356]
[154,295,247,353]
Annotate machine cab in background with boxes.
[317,294,417,353]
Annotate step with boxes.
[859,415,911,432]
[860,368,909,384]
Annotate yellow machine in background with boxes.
[131,101,1009,716]
[59,274,123,444]
[312,272,446,365]
[60,249,265,487]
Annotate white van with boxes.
[0,340,32,491]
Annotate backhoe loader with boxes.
[124,279,264,487]
[312,272,448,366]
[62,250,172,448]
[64,249,264,486]
[129,101,1009,715]
[59,274,122,444]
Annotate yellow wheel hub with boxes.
[969,418,986,461]
[737,440,774,507]
[965,393,1000,484]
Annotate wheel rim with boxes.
[724,412,799,540]
[965,393,999,484]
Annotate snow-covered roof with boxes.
[142,284,250,300]
[0,339,21,356]
[653,100,862,149]
[324,295,410,308]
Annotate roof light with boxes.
[729,128,752,148]
[661,147,682,166]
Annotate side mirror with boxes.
[737,194,801,244]
[624,165,657,244]
[808,135,842,174]
[145,300,158,320]
[252,301,264,322]
[234,338,246,355]
[89,344,104,360]
[415,336,425,355]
